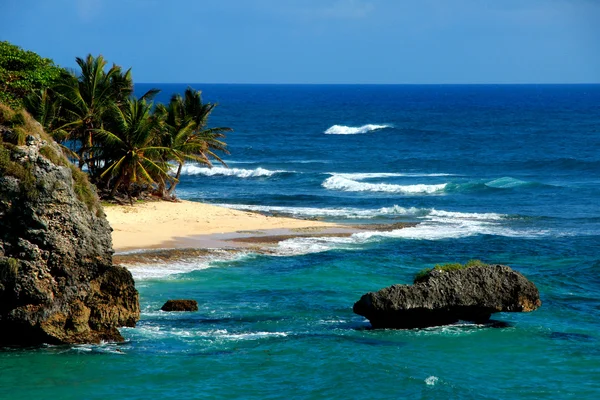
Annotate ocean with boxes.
[2,84,599,399]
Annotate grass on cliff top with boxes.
[414,259,487,284]
[1,102,101,214]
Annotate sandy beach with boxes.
[105,200,345,252]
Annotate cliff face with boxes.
[0,107,139,346]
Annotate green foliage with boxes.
[39,145,67,167]
[0,41,66,108]
[5,43,232,200]
[414,259,488,284]
[0,141,28,182]
[0,257,20,280]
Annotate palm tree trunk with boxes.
[167,162,183,195]
[110,173,124,198]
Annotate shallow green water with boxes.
[3,237,600,399]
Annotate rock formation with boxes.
[161,300,199,312]
[353,264,541,329]
[0,107,139,346]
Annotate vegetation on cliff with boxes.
[0,41,66,109]
[413,259,487,283]
[0,102,139,346]
[1,41,232,201]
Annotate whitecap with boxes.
[324,124,392,135]
[322,175,447,194]
[425,376,439,386]
[178,165,291,178]
[428,209,505,221]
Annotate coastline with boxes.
[105,199,347,252]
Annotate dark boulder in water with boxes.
[161,300,199,312]
[0,107,140,346]
[353,264,541,329]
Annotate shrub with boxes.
[70,164,99,213]
[414,259,488,284]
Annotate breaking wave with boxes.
[322,175,447,194]
[324,124,392,135]
[178,165,292,178]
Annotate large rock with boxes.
[0,111,139,346]
[353,264,541,329]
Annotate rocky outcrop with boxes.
[0,110,139,346]
[161,300,198,312]
[353,264,541,329]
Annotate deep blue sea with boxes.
[2,84,600,399]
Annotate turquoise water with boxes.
[2,85,600,399]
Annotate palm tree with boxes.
[93,97,173,198]
[53,54,158,178]
[155,87,232,195]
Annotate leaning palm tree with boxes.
[155,87,232,195]
[94,97,173,198]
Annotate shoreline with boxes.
[105,200,347,252]
[105,200,416,266]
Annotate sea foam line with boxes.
[324,124,392,135]
[216,203,429,219]
[217,203,506,221]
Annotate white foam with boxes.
[428,209,505,221]
[178,165,290,178]
[271,209,540,256]
[217,203,428,219]
[425,376,439,386]
[323,175,447,194]
[126,251,248,280]
[324,124,392,135]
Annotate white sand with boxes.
[104,200,341,251]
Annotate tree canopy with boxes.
[0,41,232,201]
[0,41,66,109]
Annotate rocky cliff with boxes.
[353,264,541,329]
[0,105,139,346]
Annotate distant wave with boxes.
[324,124,392,135]
[179,165,292,178]
[322,175,447,194]
[484,177,538,189]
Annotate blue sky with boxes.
[1,0,599,83]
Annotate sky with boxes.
[1,0,599,84]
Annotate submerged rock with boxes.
[353,264,541,329]
[0,109,139,346]
[161,300,199,312]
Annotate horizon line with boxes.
[135,82,600,86]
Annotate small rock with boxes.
[161,299,199,312]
